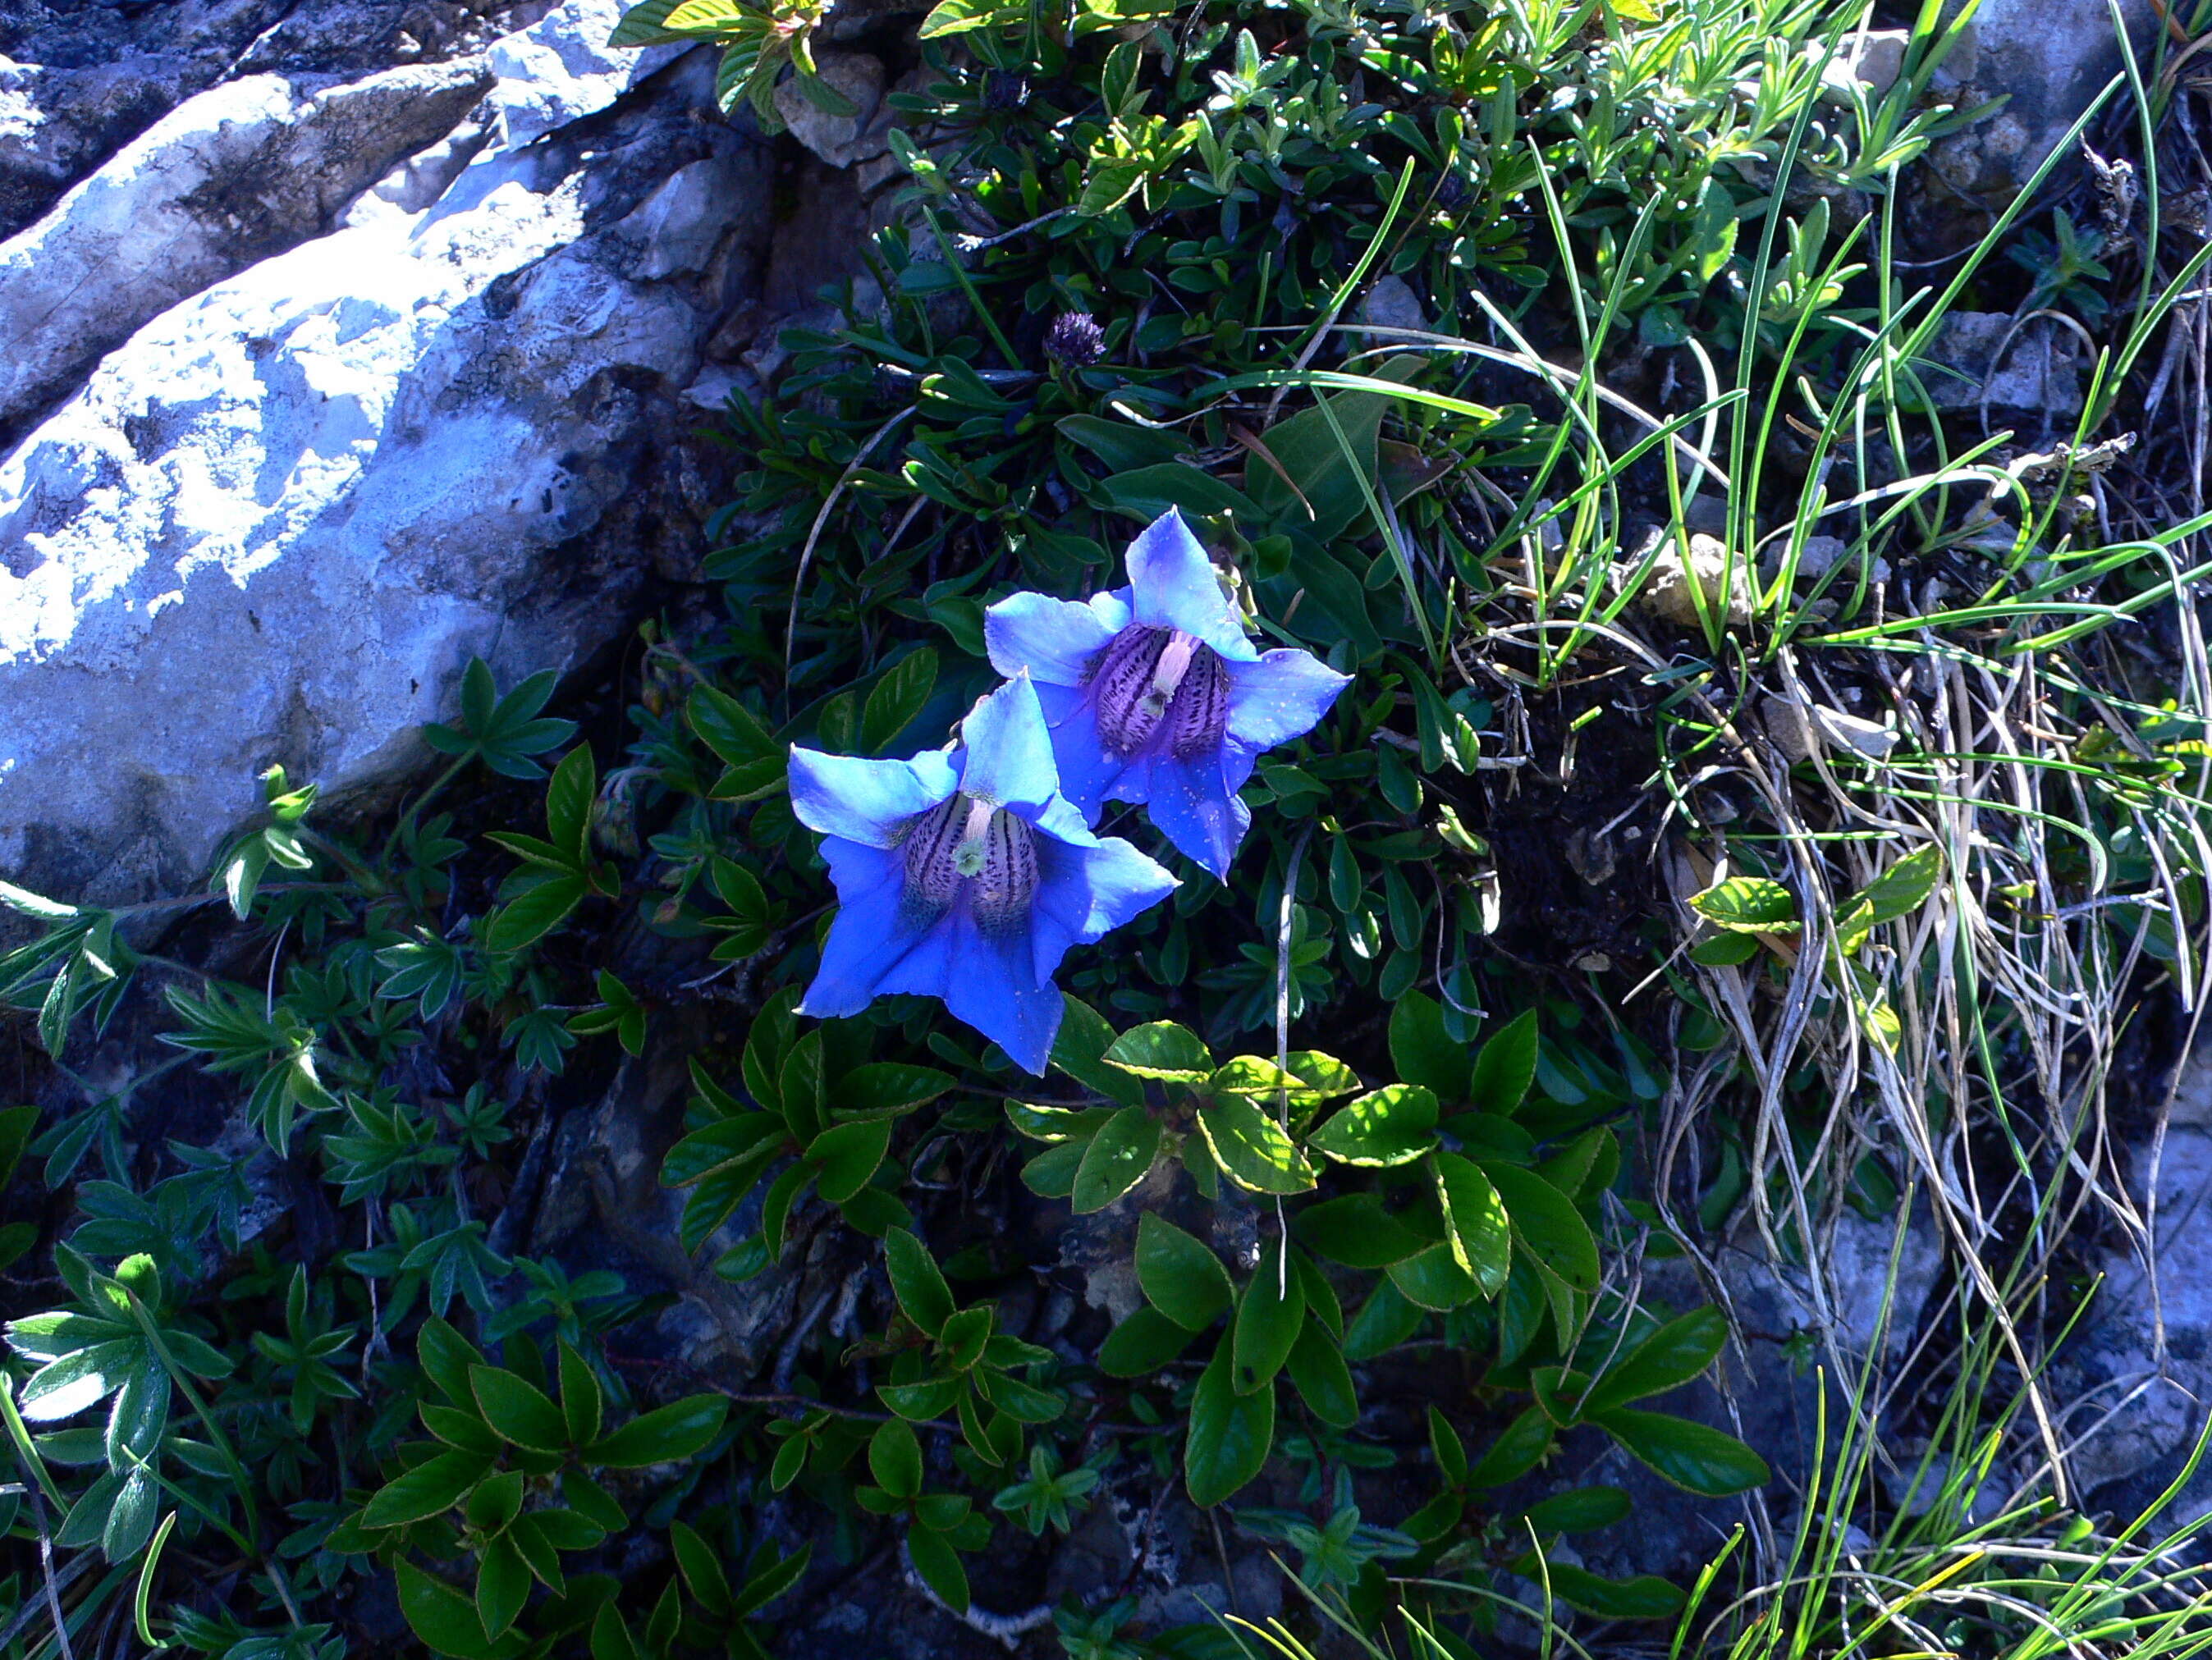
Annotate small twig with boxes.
[900,1539,1056,1649]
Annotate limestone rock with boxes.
[0,33,774,901]
[0,1,526,241]
[1922,311,2083,414]
[772,52,888,169]
[0,58,495,441]
[1911,2,2161,251]
[1635,532,1756,628]
[488,0,686,146]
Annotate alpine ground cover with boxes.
[7,0,2212,1656]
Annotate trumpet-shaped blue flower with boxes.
[983,509,1352,878]
[788,675,1177,1073]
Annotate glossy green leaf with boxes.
[1389,991,1471,1102]
[1592,1408,1771,1496]
[1102,1021,1212,1082]
[1308,1084,1437,1167]
[1230,1242,1304,1394]
[1136,1214,1233,1332]
[1285,1324,1358,1428]
[1469,1009,1540,1117]
[1071,1106,1162,1213]
[1431,1151,1511,1296]
[1184,1340,1274,1508]
[586,1395,727,1468]
[472,1365,569,1454]
[1098,1306,1198,1377]
[1689,876,1800,934]
[1582,1307,1729,1417]
[885,1228,955,1338]
[1196,1095,1315,1194]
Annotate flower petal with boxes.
[941,913,1064,1074]
[1145,750,1249,880]
[1225,649,1353,749]
[1065,836,1181,946]
[1032,681,1128,820]
[1123,510,1258,662]
[789,748,957,848]
[984,591,1120,687]
[797,841,946,1014]
[955,675,1062,811]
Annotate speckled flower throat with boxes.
[1086,626,1230,759]
[900,794,1040,931]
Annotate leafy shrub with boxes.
[6,0,2209,1653]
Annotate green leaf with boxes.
[0,880,76,920]
[1525,1558,1688,1621]
[472,1365,570,1454]
[1429,1406,1468,1485]
[483,875,586,955]
[465,1469,525,1534]
[917,0,1001,36]
[1197,1095,1315,1194]
[1285,1324,1358,1429]
[1432,1152,1511,1296]
[560,1348,605,1448]
[477,1534,531,1640]
[1072,1106,1162,1213]
[869,1418,923,1500]
[878,1376,962,1421]
[1102,1022,1212,1083]
[1690,931,1761,967]
[808,1117,891,1205]
[0,1104,38,1190]
[1389,992,1471,1102]
[837,1063,955,1117]
[1184,1338,1274,1508]
[1689,876,1800,934]
[1293,1195,1427,1268]
[1469,1009,1539,1116]
[1307,1084,1438,1167]
[1230,1242,1304,1393]
[587,1396,727,1468]
[1485,1163,1600,1290]
[1592,1409,1771,1496]
[861,649,937,753]
[1519,1485,1631,1534]
[906,1523,970,1612]
[1582,1307,1728,1416]
[418,1317,487,1406]
[360,1449,490,1529]
[731,1542,810,1617]
[1343,1278,1424,1362]
[102,1467,157,1561]
[689,685,785,802]
[885,1229,956,1338]
[400,1562,517,1659]
[1136,1214,1233,1332]
[1098,1306,1198,1377]
[543,744,597,866]
[1056,415,1192,472]
[1244,360,1419,542]
[1467,1405,1555,1488]
[1050,995,1146,1105]
[1387,1243,1482,1311]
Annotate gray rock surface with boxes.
[0,1,532,241]
[2051,1060,2212,1531]
[1912,1,2160,249]
[0,57,494,440]
[0,1,776,901]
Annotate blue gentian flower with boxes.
[983,509,1352,878]
[788,675,1177,1073]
